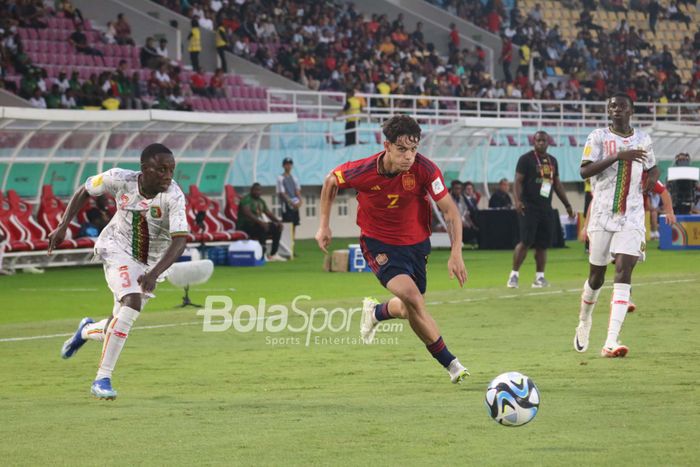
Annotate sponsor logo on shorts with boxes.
[370,185,382,191]
[334,170,345,184]
[375,253,388,265]
[402,173,416,191]
[91,174,103,188]
[118,265,128,271]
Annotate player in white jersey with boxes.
[573,94,659,358]
[49,143,188,399]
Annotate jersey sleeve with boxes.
[331,161,354,189]
[653,180,665,194]
[642,133,656,171]
[420,158,448,202]
[84,168,126,197]
[167,187,189,236]
[581,130,603,165]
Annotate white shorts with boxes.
[588,229,646,266]
[101,250,156,301]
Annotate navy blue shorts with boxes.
[360,236,431,294]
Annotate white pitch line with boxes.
[1,278,696,343]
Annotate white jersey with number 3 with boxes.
[85,168,189,265]
[582,127,655,232]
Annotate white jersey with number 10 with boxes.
[581,127,655,232]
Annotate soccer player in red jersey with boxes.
[315,115,470,384]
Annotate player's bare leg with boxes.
[385,275,469,383]
[508,242,528,288]
[532,248,549,287]
[91,293,142,399]
[601,254,636,358]
[574,263,606,352]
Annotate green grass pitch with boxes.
[1,239,698,466]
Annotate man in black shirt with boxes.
[68,24,103,57]
[489,178,513,209]
[508,131,574,288]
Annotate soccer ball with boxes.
[484,371,540,427]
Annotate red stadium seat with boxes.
[37,185,94,248]
[187,185,247,242]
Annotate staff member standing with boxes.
[188,18,201,72]
[342,88,363,146]
[508,131,574,288]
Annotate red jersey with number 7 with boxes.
[332,151,448,245]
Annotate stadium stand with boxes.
[0,1,270,112]
[154,0,699,106]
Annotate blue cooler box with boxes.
[348,244,371,272]
[207,246,228,265]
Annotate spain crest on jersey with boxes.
[402,173,416,191]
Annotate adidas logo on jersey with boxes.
[370,185,382,191]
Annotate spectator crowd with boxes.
[154,0,700,111]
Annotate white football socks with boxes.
[81,319,109,342]
[606,283,631,347]
[96,306,139,380]
[510,270,519,278]
[579,280,602,323]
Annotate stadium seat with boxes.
[186,185,247,242]
[37,185,94,249]
[223,185,241,225]
[0,192,32,252]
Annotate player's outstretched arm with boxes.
[47,186,91,255]
[138,235,187,294]
[659,189,676,224]
[436,195,467,287]
[315,172,338,253]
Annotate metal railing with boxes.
[357,93,700,126]
[264,89,700,126]
[267,89,346,119]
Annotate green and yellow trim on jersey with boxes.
[170,231,189,237]
[131,211,150,264]
[612,159,632,214]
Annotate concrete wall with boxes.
[73,0,181,60]
[0,89,29,107]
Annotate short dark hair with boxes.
[251,182,262,190]
[450,180,462,187]
[499,178,509,184]
[382,115,421,144]
[141,143,172,163]
[608,92,633,107]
